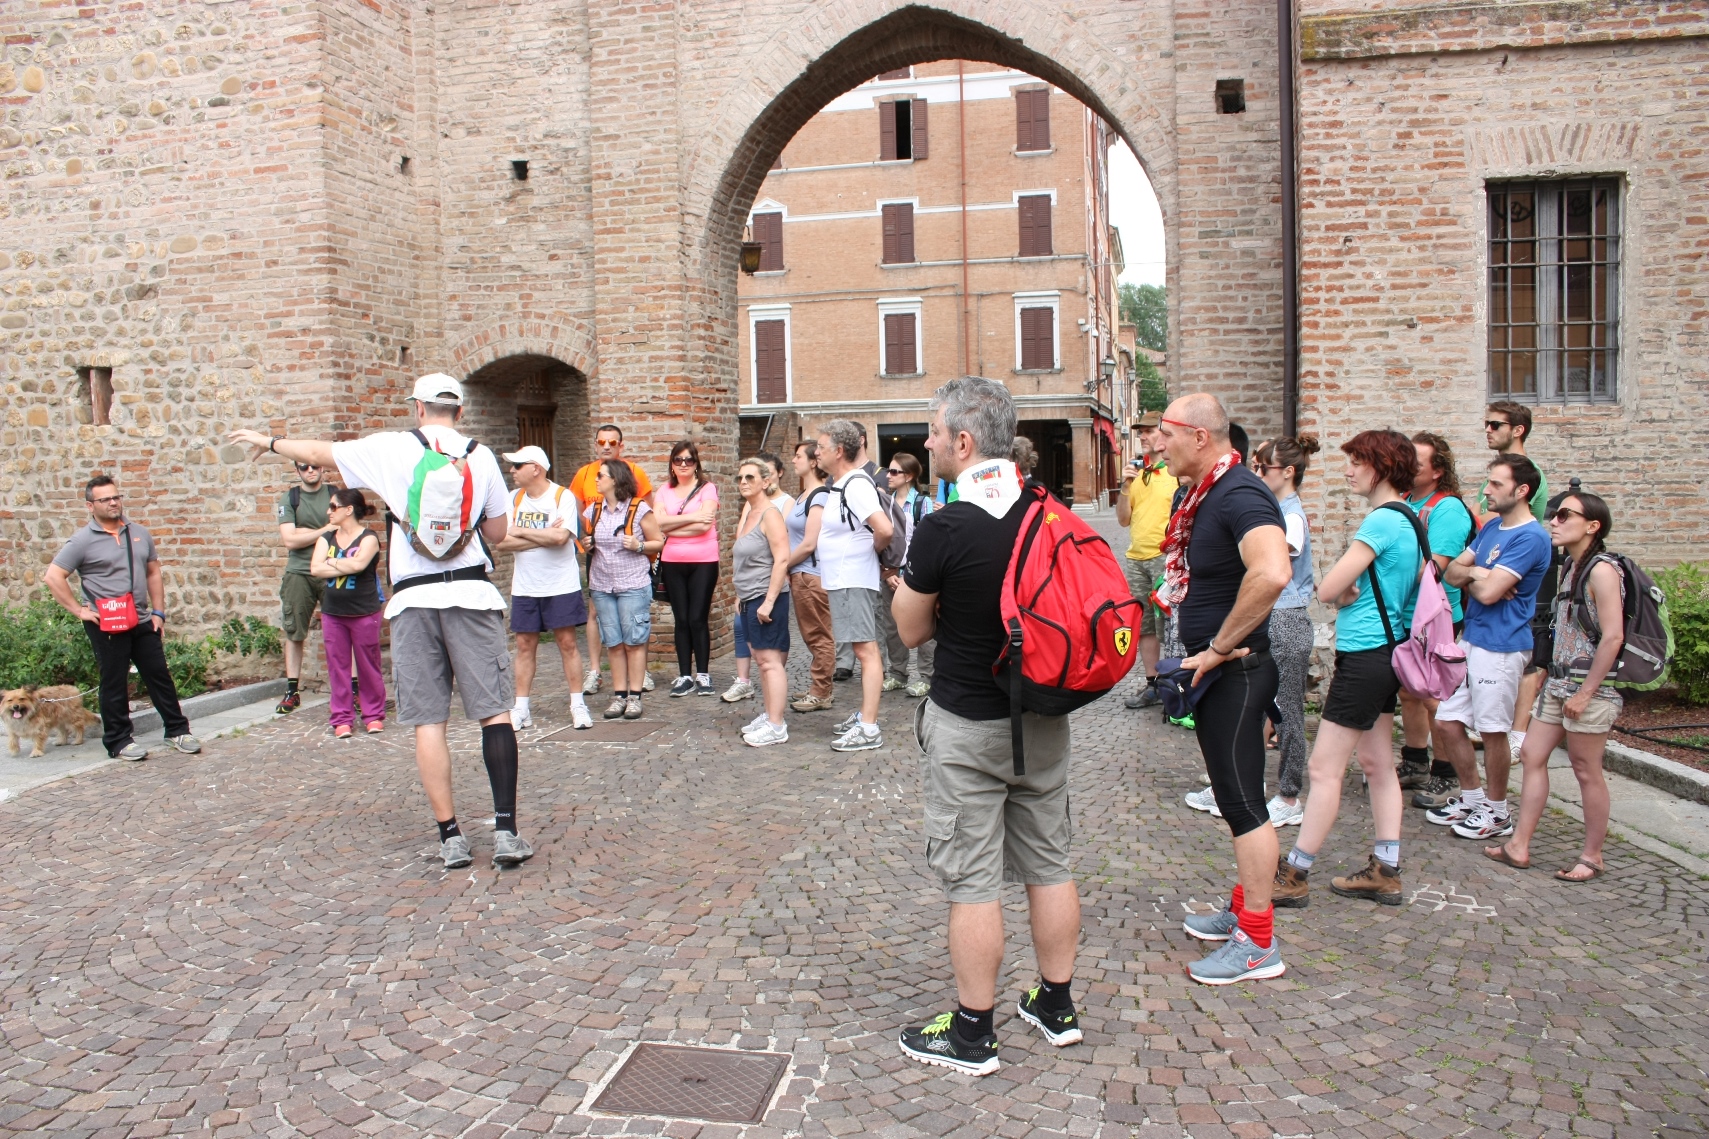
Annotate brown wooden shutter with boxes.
[899,312,917,373]
[753,211,783,271]
[1020,307,1053,370]
[882,203,914,263]
[1018,196,1034,256]
[883,313,904,375]
[879,101,897,161]
[1018,194,1052,256]
[1017,89,1050,151]
[911,98,928,160]
[754,319,787,403]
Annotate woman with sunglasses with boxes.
[655,441,721,696]
[1485,493,1622,881]
[881,452,934,697]
[731,458,793,745]
[724,453,795,702]
[309,488,387,739]
[585,460,665,719]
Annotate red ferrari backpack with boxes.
[995,482,1141,774]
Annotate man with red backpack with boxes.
[231,374,529,871]
[891,377,1087,1075]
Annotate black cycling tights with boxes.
[1192,653,1279,838]
[662,560,719,677]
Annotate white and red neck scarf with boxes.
[1152,449,1242,615]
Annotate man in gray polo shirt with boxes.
[44,475,200,761]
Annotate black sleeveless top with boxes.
[319,529,384,617]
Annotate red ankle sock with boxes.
[1230,884,1245,912]
[1237,904,1274,948]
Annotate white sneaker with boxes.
[743,711,769,734]
[833,710,862,733]
[1184,786,1222,817]
[583,668,601,695]
[1267,795,1304,828]
[1508,731,1526,762]
[513,707,534,730]
[642,672,655,692]
[745,720,789,747]
[723,678,756,703]
[831,721,883,752]
[571,702,594,730]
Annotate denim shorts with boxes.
[590,587,653,647]
[741,593,791,654]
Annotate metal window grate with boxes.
[592,1044,789,1123]
[1488,178,1621,404]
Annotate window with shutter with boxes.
[881,203,914,264]
[1016,89,1050,152]
[1018,195,1053,257]
[880,100,921,161]
[911,98,928,161]
[752,211,783,271]
[1020,307,1055,370]
[879,101,897,160]
[883,312,918,376]
[754,319,788,403]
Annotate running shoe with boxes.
[742,711,769,734]
[582,668,601,695]
[1184,786,1222,817]
[1267,795,1304,828]
[571,703,593,730]
[791,693,835,713]
[1187,928,1285,985]
[1167,711,1196,730]
[513,707,534,730]
[1451,806,1514,840]
[168,734,201,754]
[116,741,149,761]
[669,676,696,698]
[833,710,861,733]
[492,831,534,865]
[905,680,930,698]
[366,720,385,734]
[722,678,755,702]
[695,674,715,696]
[1124,686,1162,710]
[440,834,472,869]
[604,696,627,720]
[1016,985,1083,1046]
[745,721,789,747]
[623,695,643,720]
[899,1013,1000,1076]
[1182,905,1239,942]
[831,721,883,752]
[833,667,854,681]
[641,672,655,693]
[1411,773,1457,809]
[1426,795,1477,826]
[333,724,353,740]
[275,691,301,715]
[882,676,905,692]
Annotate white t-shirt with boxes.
[508,482,582,598]
[332,426,509,617]
[818,470,883,592]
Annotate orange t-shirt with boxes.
[569,459,654,510]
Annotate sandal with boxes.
[1555,859,1604,883]
[1482,844,1530,870]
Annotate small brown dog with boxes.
[2,686,99,758]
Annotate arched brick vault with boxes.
[446,325,596,391]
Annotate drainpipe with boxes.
[959,62,972,377]
[1279,0,1299,437]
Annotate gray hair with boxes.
[930,376,1016,461]
[820,419,862,462]
[418,400,462,420]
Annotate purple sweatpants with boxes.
[322,610,386,728]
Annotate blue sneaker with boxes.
[1186,928,1285,986]
[1182,905,1239,942]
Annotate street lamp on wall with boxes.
[1100,356,1117,382]
[740,223,763,275]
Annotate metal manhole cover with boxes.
[538,720,659,743]
[592,1043,789,1123]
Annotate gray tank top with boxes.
[732,506,789,601]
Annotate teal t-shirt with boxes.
[1406,491,1474,623]
[1336,506,1424,653]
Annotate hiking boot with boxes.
[831,721,882,752]
[1182,904,1239,942]
[115,741,149,761]
[492,830,534,866]
[722,678,755,702]
[791,692,834,713]
[1411,773,1457,809]
[1016,985,1083,1046]
[1395,754,1431,789]
[604,696,627,719]
[623,695,644,720]
[1426,794,1477,826]
[1187,928,1286,985]
[1330,855,1403,906]
[440,834,472,869]
[899,1012,999,1076]
[1272,858,1310,909]
[275,691,301,715]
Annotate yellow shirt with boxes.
[1125,464,1178,561]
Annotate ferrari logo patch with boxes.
[1113,626,1133,656]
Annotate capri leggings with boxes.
[1267,607,1313,800]
[662,560,719,677]
[1192,651,1279,838]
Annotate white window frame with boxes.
[747,303,793,404]
[1012,291,1061,372]
[877,296,924,377]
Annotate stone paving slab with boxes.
[0,654,1705,1139]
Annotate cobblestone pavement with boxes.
[2,652,1707,1139]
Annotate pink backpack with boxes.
[1363,501,1468,701]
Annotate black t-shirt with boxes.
[902,497,1029,721]
[1176,465,1285,655]
[318,529,385,617]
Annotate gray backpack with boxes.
[836,471,909,570]
[1560,552,1674,690]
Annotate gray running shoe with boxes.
[168,734,201,754]
[1412,773,1457,809]
[1187,928,1285,985]
[1182,905,1239,942]
[440,834,473,869]
[116,741,149,761]
[641,672,655,693]
[623,695,643,720]
[604,696,627,719]
[833,710,861,733]
[831,721,882,752]
[492,830,534,865]
[1124,686,1162,710]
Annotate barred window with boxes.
[1488,179,1621,403]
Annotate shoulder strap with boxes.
[513,488,525,511]
[1568,552,1615,639]
[410,427,431,451]
[1376,500,1431,565]
[553,485,565,508]
[1417,490,1448,523]
[623,499,641,534]
[912,493,925,524]
[1364,562,1400,650]
[290,485,301,515]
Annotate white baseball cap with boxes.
[404,372,464,406]
[502,445,551,471]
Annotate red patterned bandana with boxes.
[1153,449,1242,615]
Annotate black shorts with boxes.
[1322,647,1401,731]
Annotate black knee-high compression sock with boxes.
[481,723,519,835]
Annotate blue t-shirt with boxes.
[1462,517,1553,653]
[1336,506,1424,653]
[1407,491,1474,624]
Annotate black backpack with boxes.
[835,471,909,570]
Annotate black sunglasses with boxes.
[295,462,320,472]
[1549,506,1585,522]
[1484,420,1510,431]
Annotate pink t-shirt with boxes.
[655,479,720,563]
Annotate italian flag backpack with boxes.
[395,428,485,560]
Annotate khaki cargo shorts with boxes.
[914,698,1073,904]
[279,571,324,642]
[1123,555,1166,639]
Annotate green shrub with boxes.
[1658,561,1709,705]
[209,616,283,659]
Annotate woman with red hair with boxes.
[1273,429,1425,909]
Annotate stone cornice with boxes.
[1300,0,1709,61]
